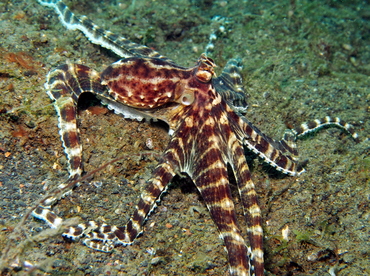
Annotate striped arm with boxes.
[238,115,359,177]
[33,206,64,229]
[59,158,176,251]
[239,116,303,176]
[193,163,251,276]
[213,58,248,115]
[187,126,253,276]
[294,116,360,143]
[33,65,105,224]
[45,64,106,179]
[231,139,264,276]
[38,0,172,61]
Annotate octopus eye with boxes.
[178,91,195,106]
[181,93,194,105]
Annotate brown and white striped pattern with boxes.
[293,116,359,142]
[37,0,171,61]
[35,1,359,276]
[212,58,248,114]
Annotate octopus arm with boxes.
[192,154,252,275]
[62,159,178,252]
[236,115,302,176]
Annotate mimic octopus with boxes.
[33,1,358,275]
